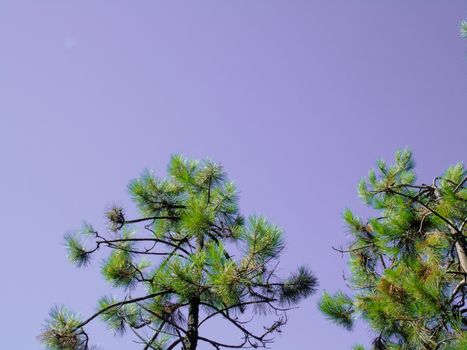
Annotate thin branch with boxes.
[199,299,275,327]
[332,243,375,254]
[73,290,171,331]
[100,237,191,256]
[198,336,248,349]
[453,176,467,193]
[124,216,179,224]
[165,338,182,350]
[382,188,461,235]
[143,321,166,350]
[137,303,188,335]
[199,302,272,342]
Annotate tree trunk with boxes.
[183,297,200,350]
[451,240,467,300]
[455,240,467,273]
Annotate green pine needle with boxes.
[64,233,91,267]
[318,291,354,330]
[352,345,365,350]
[461,20,467,38]
[243,216,285,261]
[280,266,318,304]
[41,155,318,349]
[39,306,85,350]
[101,250,137,288]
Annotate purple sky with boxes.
[1,1,466,349]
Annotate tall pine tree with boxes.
[319,150,466,349]
[40,155,317,350]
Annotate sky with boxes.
[0,1,466,349]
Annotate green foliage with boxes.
[352,345,365,350]
[320,150,466,349]
[461,20,467,38]
[64,233,91,267]
[280,266,318,304]
[242,216,285,262]
[444,332,467,350]
[39,306,86,350]
[42,155,317,350]
[98,296,140,335]
[101,249,138,289]
[180,196,215,239]
[318,291,354,330]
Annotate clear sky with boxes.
[0,1,466,349]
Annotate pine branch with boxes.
[73,290,171,331]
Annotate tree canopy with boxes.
[319,150,466,349]
[40,155,317,350]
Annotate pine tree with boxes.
[40,155,317,350]
[319,150,466,349]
